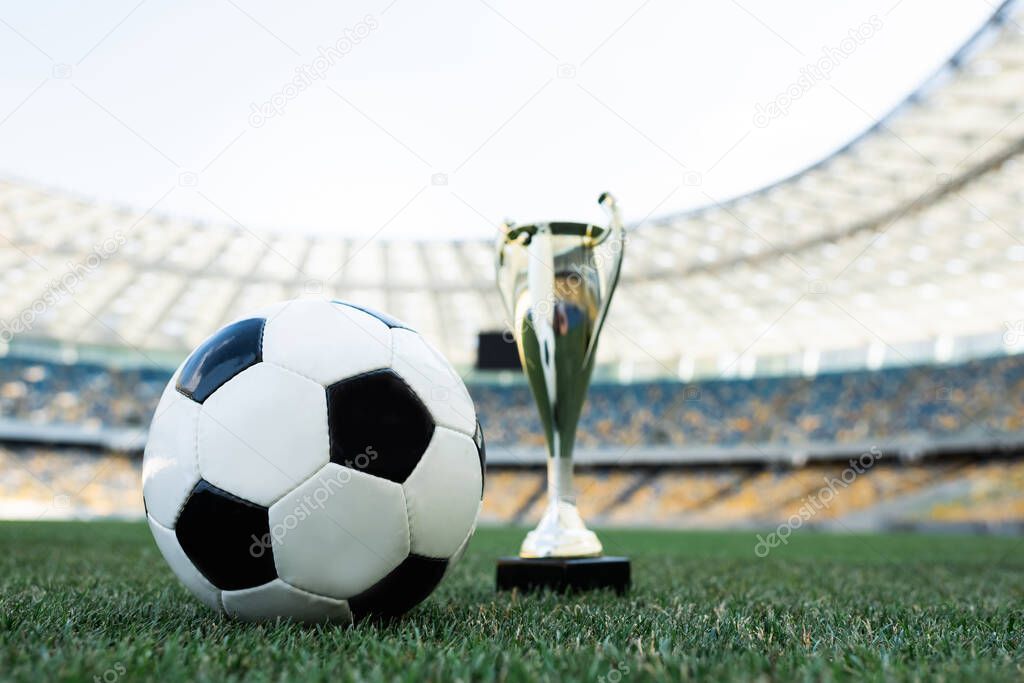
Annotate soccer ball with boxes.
[142,299,484,624]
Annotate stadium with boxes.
[1,1,1023,681]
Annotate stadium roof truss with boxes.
[0,1,1022,377]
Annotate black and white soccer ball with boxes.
[142,299,484,624]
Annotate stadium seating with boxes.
[0,357,166,428]
[4,442,1020,527]
[925,459,1024,523]
[0,445,142,519]
[3,352,1024,448]
[473,354,1024,448]
[1,350,1020,527]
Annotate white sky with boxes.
[0,0,999,239]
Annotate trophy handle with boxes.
[582,193,626,369]
[495,220,517,322]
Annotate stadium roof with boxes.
[0,1,1022,375]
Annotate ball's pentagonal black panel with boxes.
[176,318,265,403]
[473,420,486,499]
[326,369,435,483]
[333,299,414,331]
[348,553,448,621]
[175,479,276,591]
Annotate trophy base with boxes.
[495,556,630,594]
[520,499,604,558]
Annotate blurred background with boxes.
[0,0,1021,533]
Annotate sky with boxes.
[0,0,1000,240]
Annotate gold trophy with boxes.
[494,193,630,593]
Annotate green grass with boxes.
[0,523,1022,682]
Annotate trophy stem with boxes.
[547,450,575,505]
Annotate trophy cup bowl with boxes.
[494,193,630,594]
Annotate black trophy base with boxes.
[496,556,630,594]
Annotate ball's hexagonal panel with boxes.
[142,373,201,528]
[333,299,414,331]
[401,427,482,558]
[175,480,277,591]
[176,318,265,403]
[270,464,410,599]
[198,363,329,507]
[391,328,476,436]
[221,578,352,625]
[348,554,447,621]
[261,299,391,386]
[147,514,223,612]
[326,369,434,483]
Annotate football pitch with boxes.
[0,522,1021,682]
